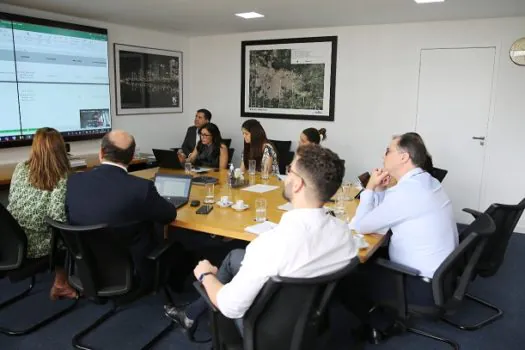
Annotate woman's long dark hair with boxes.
[242,119,269,170]
[197,123,223,151]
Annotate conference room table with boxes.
[132,167,387,263]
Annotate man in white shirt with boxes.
[165,144,357,336]
[353,133,458,278]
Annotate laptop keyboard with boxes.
[167,198,187,208]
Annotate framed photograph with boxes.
[114,43,183,115]
[241,36,337,121]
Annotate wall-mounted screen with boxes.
[0,12,110,148]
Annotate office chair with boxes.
[430,167,448,183]
[228,148,235,164]
[0,204,78,336]
[373,213,496,349]
[194,257,360,350]
[46,218,177,350]
[441,198,525,331]
[222,139,232,148]
[268,139,292,175]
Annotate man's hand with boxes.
[193,260,218,280]
[366,168,390,191]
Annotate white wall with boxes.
[0,4,192,163]
[189,17,525,230]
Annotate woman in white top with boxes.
[240,119,279,174]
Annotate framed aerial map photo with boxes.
[241,36,337,121]
[114,44,183,115]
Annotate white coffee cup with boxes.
[235,199,245,208]
[220,196,229,204]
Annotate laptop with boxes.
[154,173,192,208]
[152,148,184,169]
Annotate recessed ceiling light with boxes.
[235,12,264,19]
[414,0,445,3]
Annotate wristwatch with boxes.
[198,271,214,283]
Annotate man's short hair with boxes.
[197,108,212,121]
[395,133,428,168]
[101,133,136,165]
[295,145,345,202]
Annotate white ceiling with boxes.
[3,0,525,36]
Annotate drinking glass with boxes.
[255,198,267,223]
[341,182,352,201]
[184,161,192,175]
[248,159,256,175]
[334,191,346,215]
[204,183,215,204]
[261,163,270,180]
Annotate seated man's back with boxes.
[66,131,177,287]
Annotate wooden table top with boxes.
[132,168,386,263]
[0,153,152,186]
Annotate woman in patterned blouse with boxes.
[7,127,77,300]
[240,119,279,175]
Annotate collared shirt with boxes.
[216,208,357,319]
[101,161,128,173]
[195,127,200,148]
[353,168,458,278]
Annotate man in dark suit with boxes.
[66,130,177,290]
[177,108,212,163]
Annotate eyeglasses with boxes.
[285,164,306,187]
[200,133,212,137]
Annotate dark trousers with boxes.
[338,262,434,330]
[186,249,245,321]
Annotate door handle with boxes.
[472,136,486,140]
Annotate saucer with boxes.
[217,200,233,208]
[232,204,249,211]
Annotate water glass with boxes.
[261,163,270,180]
[341,182,352,201]
[204,183,215,204]
[184,161,192,174]
[334,191,346,215]
[248,159,256,175]
[255,198,267,223]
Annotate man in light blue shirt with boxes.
[354,133,458,278]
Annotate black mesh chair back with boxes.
[475,198,525,277]
[228,148,235,163]
[243,258,359,350]
[432,213,495,310]
[430,167,448,183]
[0,203,27,271]
[268,139,291,174]
[46,218,133,300]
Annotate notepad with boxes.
[241,184,279,193]
[245,221,278,235]
[277,174,287,181]
[277,202,294,211]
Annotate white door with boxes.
[415,47,495,223]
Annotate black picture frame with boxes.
[114,43,183,115]
[241,36,337,122]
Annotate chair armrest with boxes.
[146,240,175,261]
[462,208,483,218]
[374,258,420,277]
[192,281,218,312]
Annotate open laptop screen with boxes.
[154,175,191,198]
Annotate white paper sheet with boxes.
[277,202,294,211]
[245,221,278,235]
[241,184,279,193]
